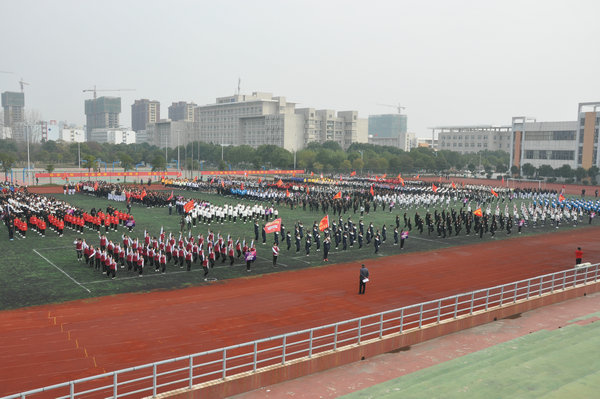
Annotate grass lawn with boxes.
[0,189,587,311]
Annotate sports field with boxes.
[0,189,586,311]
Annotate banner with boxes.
[319,215,329,231]
[264,218,282,233]
[35,171,182,178]
[184,200,195,213]
[201,170,304,176]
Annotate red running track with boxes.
[1,227,599,396]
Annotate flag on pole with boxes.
[491,189,498,197]
[382,173,387,179]
[399,177,405,186]
[311,171,314,177]
[140,189,147,199]
[286,189,290,197]
[451,182,456,189]
[319,215,329,231]
[258,177,262,183]
[276,179,283,187]
[501,176,505,185]
[370,185,375,196]
[333,191,342,200]
[241,182,244,190]
[94,181,99,191]
[432,184,438,193]
[306,186,310,194]
[184,200,195,213]
[167,191,174,201]
[473,208,483,217]
[350,171,356,176]
[210,178,214,184]
[221,180,225,188]
[559,194,565,202]
[264,218,282,233]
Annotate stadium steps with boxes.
[344,322,600,398]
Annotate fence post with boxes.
[562,271,567,290]
[595,264,599,282]
[399,308,404,333]
[358,319,362,344]
[469,292,474,315]
[539,276,543,296]
[453,296,458,318]
[70,381,74,399]
[253,342,258,372]
[379,313,384,339]
[282,336,287,364]
[573,269,577,287]
[437,299,442,323]
[153,364,157,397]
[418,304,424,328]
[309,330,314,358]
[485,289,490,311]
[113,372,118,399]
[333,324,338,351]
[551,273,555,293]
[499,285,504,306]
[526,280,531,300]
[584,267,588,285]
[222,349,227,380]
[189,356,193,389]
[513,282,518,303]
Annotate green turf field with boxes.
[0,190,589,310]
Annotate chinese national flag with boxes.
[167,191,173,201]
[491,189,498,197]
[264,218,282,233]
[473,208,483,217]
[399,177,405,186]
[370,185,375,196]
[432,184,438,193]
[184,200,194,213]
[221,181,225,188]
[451,182,456,189]
[333,191,342,200]
[93,181,99,191]
[276,179,283,187]
[319,215,329,231]
[350,171,356,176]
[559,194,565,202]
[286,189,290,197]
[241,182,244,190]
[501,176,505,185]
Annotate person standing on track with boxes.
[358,264,369,295]
[575,247,583,265]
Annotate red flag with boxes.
[350,171,356,176]
[311,171,314,177]
[432,184,438,193]
[140,189,147,199]
[339,175,343,181]
[491,189,498,197]
[184,200,194,213]
[210,178,214,184]
[451,182,456,189]
[319,215,329,231]
[221,180,225,188]
[94,181,99,191]
[167,191,173,201]
[320,173,323,179]
[370,185,374,196]
[473,208,483,217]
[276,179,283,187]
[416,174,420,179]
[559,194,565,202]
[382,173,387,179]
[333,191,342,200]
[241,182,244,190]
[501,176,505,185]
[286,189,290,197]
[375,175,378,181]
[264,218,282,233]
[258,177,262,183]
[306,186,310,194]
[399,177,405,186]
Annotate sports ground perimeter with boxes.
[1,226,598,397]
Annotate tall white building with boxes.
[59,128,86,143]
[434,125,511,153]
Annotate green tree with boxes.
[150,155,166,172]
[119,153,134,183]
[522,163,536,178]
[45,164,55,184]
[82,154,98,172]
[557,164,573,179]
[510,165,520,177]
[575,167,587,182]
[0,152,16,181]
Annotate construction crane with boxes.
[83,85,136,99]
[19,78,30,92]
[377,103,407,115]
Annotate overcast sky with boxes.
[1,0,599,138]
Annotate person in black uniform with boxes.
[358,264,369,294]
[323,237,330,261]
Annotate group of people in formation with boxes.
[74,228,262,280]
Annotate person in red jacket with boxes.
[575,247,583,265]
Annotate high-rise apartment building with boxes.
[368,114,409,150]
[84,97,121,141]
[131,99,160,132]
[168,101,196,122]
[1,91,25,129]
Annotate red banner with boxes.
[264,218,282,234]
[201,170,304,176]
[35,171,182,178]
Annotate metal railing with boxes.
[4,263,599,399]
